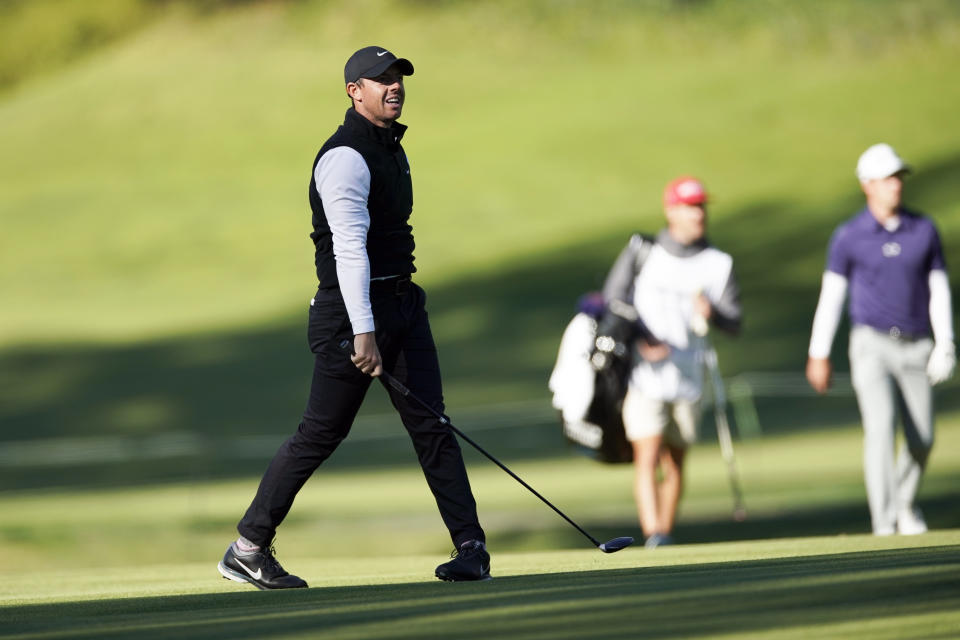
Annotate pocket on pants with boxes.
[307,292,352,357]
[848,326,876,391]
[903,338,934,374]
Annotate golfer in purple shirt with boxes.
[807,143,955,536]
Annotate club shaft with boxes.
[716,410,745,509]
[381,371,603,547]
[705,346,746,513]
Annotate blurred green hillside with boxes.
[2,0,960,486]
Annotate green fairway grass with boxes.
[3,2,960,637]
[2,0,960,448]
[3,538,959,639]
[3,412,959,570]
[2,0,959,350]
[2,412,958,638]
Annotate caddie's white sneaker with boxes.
[897,507,928,535]
[644,533,673,548]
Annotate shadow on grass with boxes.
[674,492,960,543]
[5,546,960,639]
[1,152,959,493]
[489,488,960,552]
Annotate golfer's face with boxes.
[666,203,707,243]
[863,174,903,209]
[351,67,405,127]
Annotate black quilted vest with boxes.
[309,108,416,288]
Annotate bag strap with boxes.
[633,233,656,278]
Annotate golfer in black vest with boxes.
[217,46,490,588]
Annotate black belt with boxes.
[369,275,412,296]
[861,324,929,341]
[886,326,929,341]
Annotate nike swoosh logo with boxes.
[377,51,388,56]
[236,559,262,581]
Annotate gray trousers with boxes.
[848,325,934,533]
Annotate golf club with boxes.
[693,308,746,521]
[703,344,747,521]
[356,358,633,552]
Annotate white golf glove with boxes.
[926,342,956,385]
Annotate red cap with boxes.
[663,176,708,207]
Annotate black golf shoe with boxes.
[217,542,308,590]
[435,539,491,581]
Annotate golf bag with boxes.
[551,301,639,464]
[582,304,637,463]
[550,235,656,464]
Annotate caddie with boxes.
[602,176,742,547]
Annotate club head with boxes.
[598,536,634,553]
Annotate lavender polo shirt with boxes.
[827,207,946,336]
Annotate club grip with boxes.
[338,339,410,396]
[383,372,410,396]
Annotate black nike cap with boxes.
[344,46,414,85]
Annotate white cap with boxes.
[856,143,910,182]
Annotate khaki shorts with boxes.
[622,387,700,448]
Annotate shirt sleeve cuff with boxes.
[351,317,375,335]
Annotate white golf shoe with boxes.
[897,507,928,535]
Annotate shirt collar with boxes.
[856,206,911,233]
[656,228,709,257]
[344,107,407,147]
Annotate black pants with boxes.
[238,279,485,549]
